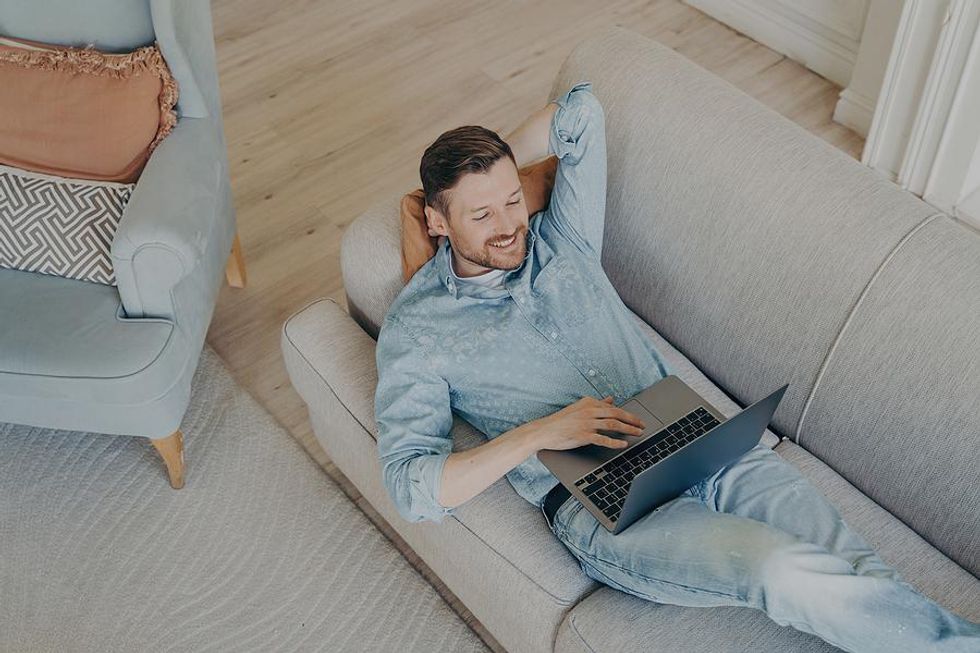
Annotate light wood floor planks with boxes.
[207,1,865,649]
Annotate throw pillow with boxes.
[0,164,134,286]
[0,35,178,183]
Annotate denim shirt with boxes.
[374,81,674,524]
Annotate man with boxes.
[374,81,980,652]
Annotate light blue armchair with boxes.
[0,0,244,488]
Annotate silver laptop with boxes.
[538,375,789,534]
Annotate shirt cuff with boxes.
[409,451,455,523]
[549,81,595,162]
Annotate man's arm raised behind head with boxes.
[505,99,559,169]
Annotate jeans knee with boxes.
[754,541,855,620]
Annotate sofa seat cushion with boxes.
[0,268,187,408]
[554,440,979,653]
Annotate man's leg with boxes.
[702,443,898,579]
[550,448,980,653]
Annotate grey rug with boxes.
[0,347,488,653]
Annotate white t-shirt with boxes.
[449,250,508,289]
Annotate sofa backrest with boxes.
[341,26,980,575]
[0,0,218,120]
[792,215,980,575]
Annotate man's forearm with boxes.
[505,102,559,169]
[438,423,539,508]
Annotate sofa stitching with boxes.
[794,212,945,446]
[566,614,599,653]
[281,300,588,606]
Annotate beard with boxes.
[454,225,527,271]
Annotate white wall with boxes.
[684,0,871,87]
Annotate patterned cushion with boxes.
[0,164,133,286]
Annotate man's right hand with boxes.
[525,396,646,453]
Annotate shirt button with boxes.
[588,369,596,377]
[550,331,558,339]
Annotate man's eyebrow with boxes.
[470,186,523,213]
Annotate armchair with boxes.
[0,0,244,488]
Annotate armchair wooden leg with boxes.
[225,233,247,288]
[151,430,185,489]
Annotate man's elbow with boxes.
[381,455,454,525]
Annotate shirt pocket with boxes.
[532,254,605,328]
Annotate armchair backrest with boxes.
[0,0,220,121]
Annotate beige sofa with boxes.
[281,26,980,653]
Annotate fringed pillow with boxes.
[0,164,133,286]
[0,35,178,183]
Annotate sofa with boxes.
[0,0,241,488]
[281,26,980,652]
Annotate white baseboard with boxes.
[685,0,862,87]
[833,87,875,136]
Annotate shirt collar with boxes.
[437,229,537,298]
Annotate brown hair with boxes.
[420,125,516,220]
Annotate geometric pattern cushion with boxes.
[0,164,133,286]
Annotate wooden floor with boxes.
[208,1,864,649]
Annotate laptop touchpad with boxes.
[611,400,664,438]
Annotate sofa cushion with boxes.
[0,165,133,285]
[554,438,980,653]
[556,589,842,653]
[795,216,980,576]
[0,36,178,183]
[0,267,193,437]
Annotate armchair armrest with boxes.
[111,117,225,319]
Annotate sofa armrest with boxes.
[111,117,226,319]
[281,298,382,437]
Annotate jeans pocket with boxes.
[553,498,584,538]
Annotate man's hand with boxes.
[437,396,645,509]
[525,396,646,453]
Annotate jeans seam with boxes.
[560,537,742,601]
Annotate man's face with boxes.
[424,157,529,277]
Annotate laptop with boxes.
[538,375,789,534]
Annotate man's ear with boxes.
[424,205,450,238]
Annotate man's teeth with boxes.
[490,235,516,248]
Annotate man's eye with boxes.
[475,214,489,221]
[508,199,521,206]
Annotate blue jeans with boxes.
[543,443,980,652]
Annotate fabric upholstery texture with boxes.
[0,36,177,183]
[0,165,133,285]
[795,215,980,576]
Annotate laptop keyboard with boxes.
[573,406,721,524]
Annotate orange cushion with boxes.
[400,155,558,283]
[0,36,178,183]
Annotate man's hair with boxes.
[420,125,516,220]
